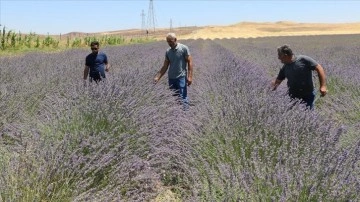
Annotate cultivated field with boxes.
[55,21,360,40]
[0,23,360,201]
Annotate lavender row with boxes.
[180,38,359,201]
[0,35,359,201]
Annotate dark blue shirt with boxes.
[277,55,318,97]
[85,52,108,78]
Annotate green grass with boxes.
[0,26,156,57]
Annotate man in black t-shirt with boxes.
[84,41,109,83]
[272,44,327,109]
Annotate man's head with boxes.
[277,44,294,64]
[90,41,100,54]
[166,33,177,49]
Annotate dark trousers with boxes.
[89,73,105,83]
[290,91,316,110]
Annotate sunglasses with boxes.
[91,47,98,50]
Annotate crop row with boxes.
[0,35,359,201]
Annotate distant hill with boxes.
[180,21,360,40]
[59,21,360,40]
[60,26,200,40]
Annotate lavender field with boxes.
[0,34,359,201]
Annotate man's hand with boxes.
[154,77,159,84]
[271,80,278,91]
[271,79,282,91]
[320,86,327,97]
[105,66,110,72]
[187,77,192,86]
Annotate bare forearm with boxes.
[272,79,283,90]
[316,65,326,87]
[84,66,89,80]
[319,74,326,87]
[315,65,327,96]
[187,62,193,79]
[186,56,193,80]
[154,65,168,81]
[272,79,282,90]
[156,68,166,79]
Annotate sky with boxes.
[0,0,359,35]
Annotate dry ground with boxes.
[71,21,360,40]
[179,21,360,39]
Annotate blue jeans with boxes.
[168,77,189,108]
[291,91,316,110]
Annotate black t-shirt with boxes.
[85,52,108,78]
[277,55,318,97]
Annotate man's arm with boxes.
[154,60,170,83]
[186,55,193,86]
[271,79,283,91]
[84,65,90,80]
[315,64,327,96]
[105,62,110,72]
[104,54,110,72]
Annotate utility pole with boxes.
[141,9,146,31]
[147,0,157,32]
[170,18,173,32]
[0,0,2,27]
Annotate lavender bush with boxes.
[181,39,359,201]
[0,35,359,201]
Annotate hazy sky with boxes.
[1,0,359,34]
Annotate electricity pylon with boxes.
[141,9,146,30]
[147,0,157,32]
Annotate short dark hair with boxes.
[90,41,99,46]
[277,44,293,56]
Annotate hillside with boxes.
[71,21,360,40]
[180,21,360,39]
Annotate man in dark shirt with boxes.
[84,41,109,83]
[272,44,327,109]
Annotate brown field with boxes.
[179,21,360,39]
[71,21,360,40]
